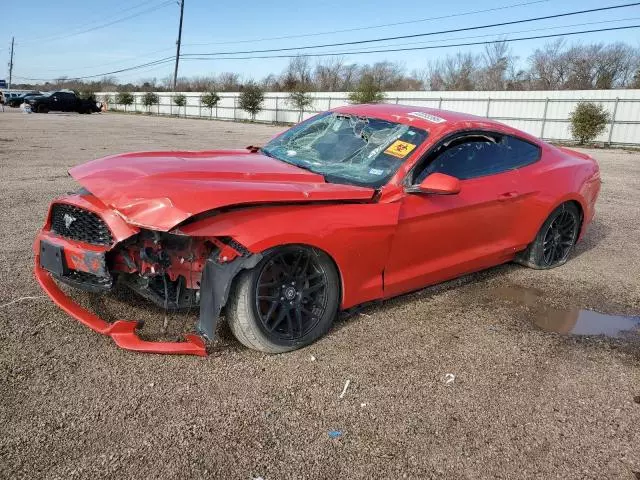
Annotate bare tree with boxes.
[217,72,241,91]
[361,61,405,89]
[261,74,281,91]
[528,39,572,90]
[477,41,516,90]
[280,56,313,91]
[314,57,348,91]
[594,43,639,88]
[432,53,479,91]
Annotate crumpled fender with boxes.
[179,201,402,309]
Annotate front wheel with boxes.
[517,202,581,269]
[226,246,340,353]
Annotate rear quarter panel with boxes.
[515,143,600,246]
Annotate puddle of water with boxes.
[490,285,640,339]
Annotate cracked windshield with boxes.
[262,112,428,187]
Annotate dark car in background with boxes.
[26,91,101,114]
[6,91,42,108]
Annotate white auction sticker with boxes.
[408,112,446,123]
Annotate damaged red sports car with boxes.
[33,104,601,356]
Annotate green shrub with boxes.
[569,102,610,144]
[239,83,265,121]
[115,92,134,111]
[142,92,159,112]
[173,94,187,116]
[201,91,220,118]
[348,76,386,104]
[288,89,314,122]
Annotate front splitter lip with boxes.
[34,256,207,357]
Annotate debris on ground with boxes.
[339,379,351,399]
[310,355,316,361]
[328,430,343,439]
[634,395,640,404]
[443,373,455,386]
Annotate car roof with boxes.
[333,103,483,124]
[332,103,541,144]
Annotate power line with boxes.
[34,47,177,74]
[183,2,640,57]
[16,0,174,47]
[8,1,546,75]
[19,17,638,81]
[18,23,640,83]
[309,17,640,54]
[180,24,640,61]
[182,0,550,47]
[17,57,175,82]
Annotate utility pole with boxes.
[172,0,184,91]
[8,37,14,90]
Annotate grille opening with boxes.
[50,203,113,246]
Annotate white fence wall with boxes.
[97,89,640,146]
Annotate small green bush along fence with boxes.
[97,90,640,146]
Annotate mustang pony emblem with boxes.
[63,213,76,229]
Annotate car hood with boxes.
[69,150,375,231]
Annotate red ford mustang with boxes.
[33,104,601,356]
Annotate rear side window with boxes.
[418,134,540,182]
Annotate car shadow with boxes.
[334,263,514,330]
[572,217,610,259]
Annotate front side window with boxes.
[262,112,428,187]
[416,133,540,182]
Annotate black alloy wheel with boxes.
[517,202,581,269]
[254,248,329,340]
[541,208,579,266]
[226,245,340,353]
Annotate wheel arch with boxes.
[237,241,345,308]
[546,195,587,239]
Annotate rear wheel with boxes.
[226,246,340,353]
[517,202,581,269]
[37,105,49,114]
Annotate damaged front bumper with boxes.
[34,257,207,356]
[33,195,258,357]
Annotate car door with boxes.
[49,93,62,111]
[59,92,75,111]
[383,132,539,298]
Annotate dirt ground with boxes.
[0,109,638,480]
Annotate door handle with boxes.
[497,191,519,201]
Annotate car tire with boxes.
[516,202,581,269]
[37,105,48,114]
[226,246,340,353]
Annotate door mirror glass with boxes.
[409,172,461,195]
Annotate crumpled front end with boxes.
[33,192,255,356]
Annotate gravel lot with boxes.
[0,110,639,479]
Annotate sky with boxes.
[2,0,640,85]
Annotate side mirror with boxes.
[406,173,461,195]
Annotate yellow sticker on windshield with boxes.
[384,140,416,158]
